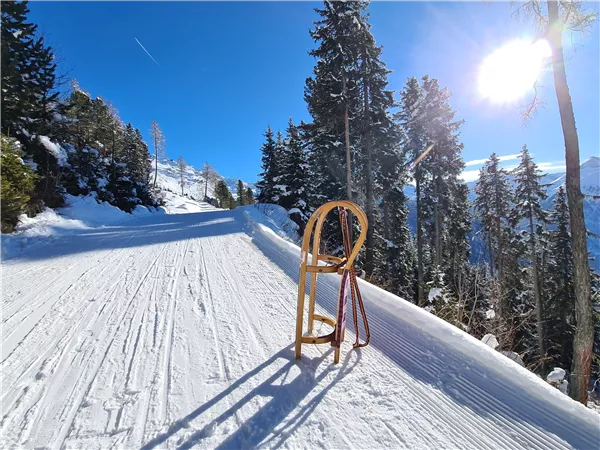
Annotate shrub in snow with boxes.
[1,135,37,232]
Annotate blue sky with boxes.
[30,1,598,183]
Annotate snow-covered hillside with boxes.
[153,157,256,200]
[1,188,598,449]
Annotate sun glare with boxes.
[478,39,552,104]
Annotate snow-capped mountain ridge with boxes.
[152,156,257,200]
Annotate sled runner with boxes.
[295,200,370,364]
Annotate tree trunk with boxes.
[528,209,545,370]
[547,0,592,404]
[416,172,424,306]
[343,71,354,243]
[154,146,158,188]
[362,50,374,276]
[434,175,441,268]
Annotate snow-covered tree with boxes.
[511,145,549,367]
[545,186,575,369]
[475,153,513,321]
[277,119,309,216]
[256,126,281,204]
[237,179,245,206]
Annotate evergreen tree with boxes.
[0,135,37,231]
[237,180,245,206]
[214,180,231,209]
[511,145,549,368]
[545,186,575,369]
[303,1,364,250]
[245,188,255,205]
[397,77,428,305]
[397,76,468,303]
[278,119,309,216]
[1,1,58,139]
[474,153,513,323]
[256,126,280,204]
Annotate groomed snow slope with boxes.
[2,205,598,449]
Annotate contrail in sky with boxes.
[134,37,160,66]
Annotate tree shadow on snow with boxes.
[141,344,360,450]
[3,209,247,261]
[247,228,600,449]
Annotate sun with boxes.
[478,39,552,104]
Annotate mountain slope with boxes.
[1,200,597,449]
[153,157,256,200]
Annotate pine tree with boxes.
[511,145,549,368]
[150,119,166,187]
[397,77,428,305]
[474,153,513,324]
[256,126,280,204]
[303,0,364,251]
[545,186,575,369]
[397,76,468,304]
[213,180,231,209]
[0,135,37,231]
[277,119,309,215]
[1,1,58,139]
[245,187,255,205]
[237,180,245,206]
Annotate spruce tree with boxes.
[278,119,309,215]
[237,180,245,206]
[304,1,363,250]
[474,153,513,323]
[397,76,468,303]
[1,0,57,139]
[214,180,231,209]
[245,188,255,205]
[397,77,428,305]
[546,186,575,369]
[256,126,279,204]
[0,135,37,231]
[511,145,549,368]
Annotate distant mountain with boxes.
[152,157,257,200]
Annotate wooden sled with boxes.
[295,200,370,364]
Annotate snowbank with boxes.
[242,204,595,422]
[1,194,164,259]
[243,204,301,244]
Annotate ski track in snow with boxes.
[2,205,599,449]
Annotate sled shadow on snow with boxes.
[141,343,361,450]
[247,226,600,449]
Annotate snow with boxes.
[427,287,442,301]
[1,190,598,449]
[547,367,567,383]
[1,194,166,260]
[38,135,68,166]
[481,333,499,350]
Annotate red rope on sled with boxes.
[338,206,370,348]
